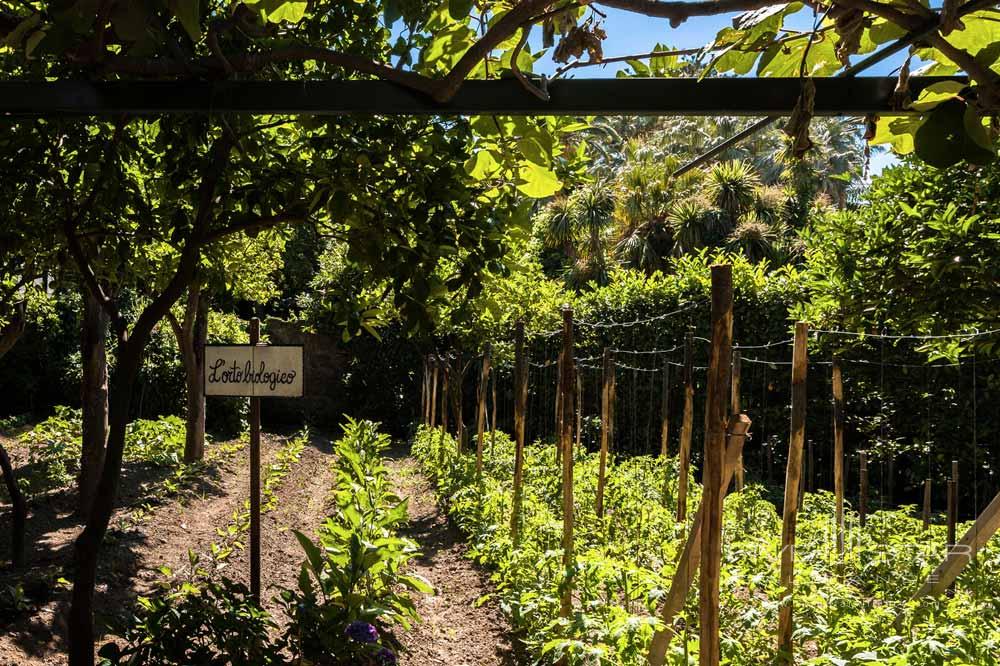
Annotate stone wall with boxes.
[261,318,346,425]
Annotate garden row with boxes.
[100,418,428,666]
[413,424,1000,665]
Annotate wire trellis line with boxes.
[811,327,1000,340]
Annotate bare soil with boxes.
[385,452,520,666]
[0,431,333,666]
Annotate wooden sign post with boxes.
[204,318,304,603]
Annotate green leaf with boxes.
[464,150,501,180]
[168,0,201,42]
[516,161,562,198]
[907,80,966,111]
[914,99,966,168]
[449,0,474,20]
[384,0,402,26]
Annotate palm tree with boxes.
[568,180,616,284]
[726,212,781,262]
[667,195,717,257]
[707,160,761,223]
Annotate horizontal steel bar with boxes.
[0,76,967,116]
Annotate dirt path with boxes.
[385,453,519,666]
[0,431,334,666]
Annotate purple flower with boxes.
[345,620,379,644]
[375,647,397,665]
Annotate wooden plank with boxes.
[677,332,694,523]
[476,347,492,476]
[510,323,528,545]
[559,307,576,618]
[776,322,808,664]
[699,264,733,666]
[731,350,743,492]
[597,348,614,519]
[832,358,845,557]
[911,488,1000,599]
[646,414,751,666]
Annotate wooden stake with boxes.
[420,356,427,425]
[555,348,564,466]
[476,347,492,476]
[597,348,614,519]
[491,369,498,457]
[646,414,751,666]
[510,323,528,545]
[922,479,932,531]
[947,460,958,548]
[677,332,694,523]
[911,488,1000,600]
[660,358,670,457]
[575,367,583,450]
[699,264,733,666]
[731,350,743,492]
[832,358,845,558]
[453,354,465,453]
[430,358,439,428]
[859,451,869,528]
[559,307,576,619]
[776,321,808,664]
[249,317,262,604]
[807,440,815,493]
[441,360,450,434]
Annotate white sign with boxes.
[205,345,304,398]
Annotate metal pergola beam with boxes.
[0,76,966,117]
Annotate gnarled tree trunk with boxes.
[168,284,209,463]
[78,287,108,518]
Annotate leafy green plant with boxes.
[279,418,429,666]
[100,556,285,666]
[413,424,1000,666]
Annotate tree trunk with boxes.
[0,301,26,358]
[168,284,210,463]
[69,339,143,666]
[0,441,27,568]
[78,288,109,518]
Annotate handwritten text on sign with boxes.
[205,346,304,398]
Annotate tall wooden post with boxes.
[476,347,492,476]
[420,356,427,425]
[832,358,845,558]
[699,264,733,666]
[660,360,671,457]
[559,307,576,619]
[646,414,751,666]
[491,370,498,456]
[922,479,932,531]
[660,358,672,506]
[249,317,262,604]
[441,360,450,433]
[947,461,958,547]
[731,350,743,491]
[575,368,583,450]
[510,322,528,545]
[677,332,694,523]
[776,322,808,664]
[597,348,615,519]
[430,358,439,428]
[555,349,564,466]
[452,354,465,453]
[859,451,868,528]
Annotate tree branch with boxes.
[200,211,306,246]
